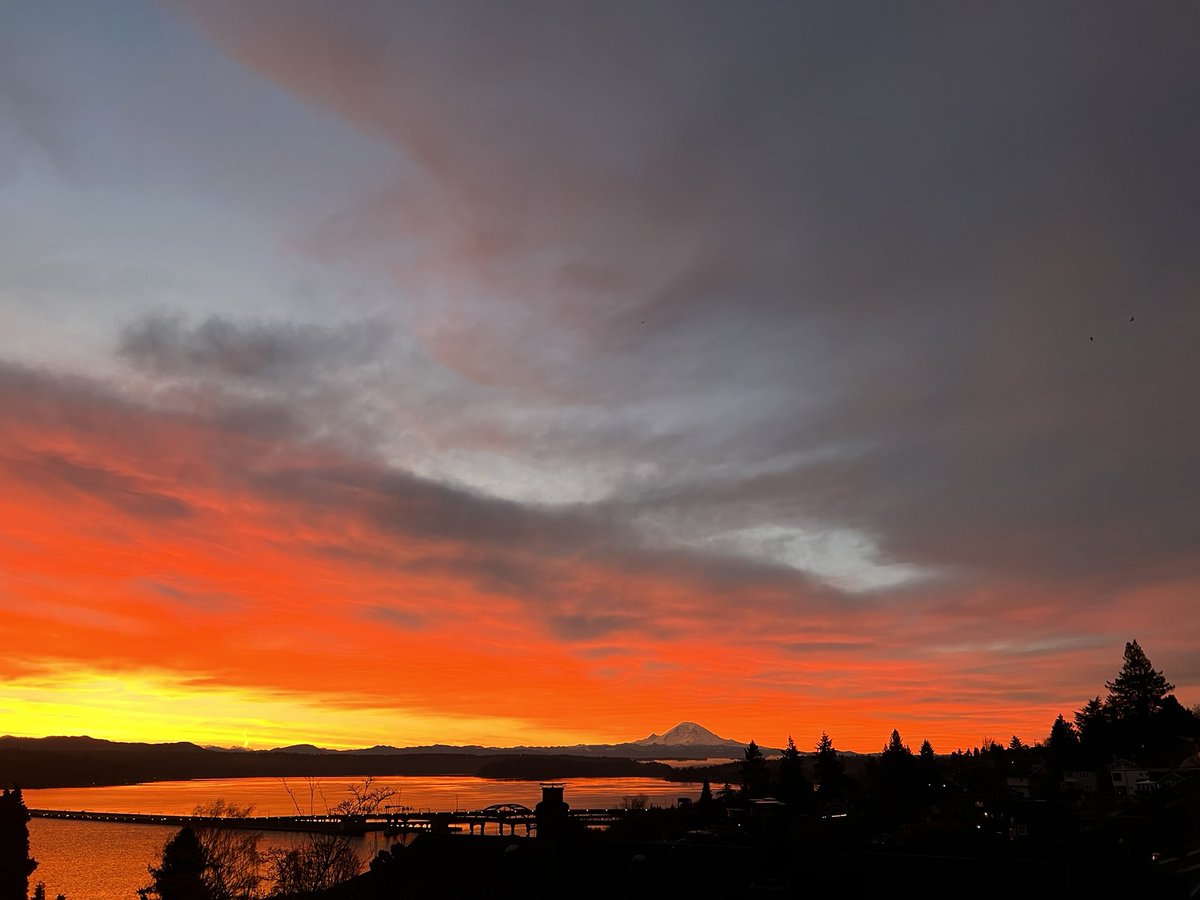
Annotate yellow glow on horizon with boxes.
[0,667,595,750]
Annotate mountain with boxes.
[631,722,743,748]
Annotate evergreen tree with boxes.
[778,736,809,807]
[1105,640,1175,723]
[0,786,37,900]
[140,827,212,900]
[1007,735,1027,753]
[880,729,916,800]
[814,731,845,799]
[741,740,769,798]
[698,780,713,808]
[917,739,938,794]
[883,729,911,756]
[1046,714,1079,773]
[1075,696,1108,743]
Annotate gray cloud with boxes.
[165,2,1200,593]
[1,452,193,521]
[118,314,391,383]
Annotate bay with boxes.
[25,775,700,899]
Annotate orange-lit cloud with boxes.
[3,359,1197,752]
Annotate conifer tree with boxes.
[0,786,37,900]
[814,731,845,798]
[741,740,769,798]
[1105,639,1175,723]
[139,827,212,900]
[1075,696,1108,747]
[1046,714,1078,772]
[883,729,911,756]
[778,735,808,806]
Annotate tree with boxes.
[778,736,809,807]
[1105,640,1175,723]
[1045,714,1078,773]
[698,780,713,808]
[139,827,212,900]
[1075,696,1108,743]
[264,836,360,897]
[883,729,911,757]
[880,729,917,801]
[917,740,938,794]
[740,740,769,798]
[1007,735,1027,753]
[0,786,37,900]
[265,777,397,896]
[190,801,261,900]
[814,732,845,799]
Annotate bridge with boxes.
[29,806,629,837]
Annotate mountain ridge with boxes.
[2,723,773,760]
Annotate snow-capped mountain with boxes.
[631,722,743,748]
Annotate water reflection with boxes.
[26,775,699,899]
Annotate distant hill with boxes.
[257,722,769,760]
[0,724,781,788]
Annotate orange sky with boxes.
[2,364,1195,752]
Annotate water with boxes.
[25,775,700,899]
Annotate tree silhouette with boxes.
[0,786,37,900]
[1045,713,1079,774]
[1074,695,1110,758]
[1105,639,1175,723]
[880,729,917,801]
[917,739,938,795]
[139,827,212,900]
[189,801,260,900]
[740,740,769,798]
[265,777,395,895]
[814,731,845,800]
[777,736,809,807]
[883,729,911,756]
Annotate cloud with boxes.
[117,313,390,382]
[1,452,193,521]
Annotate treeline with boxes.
[728,639,1200,814]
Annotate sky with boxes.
[1,1,1198,753]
